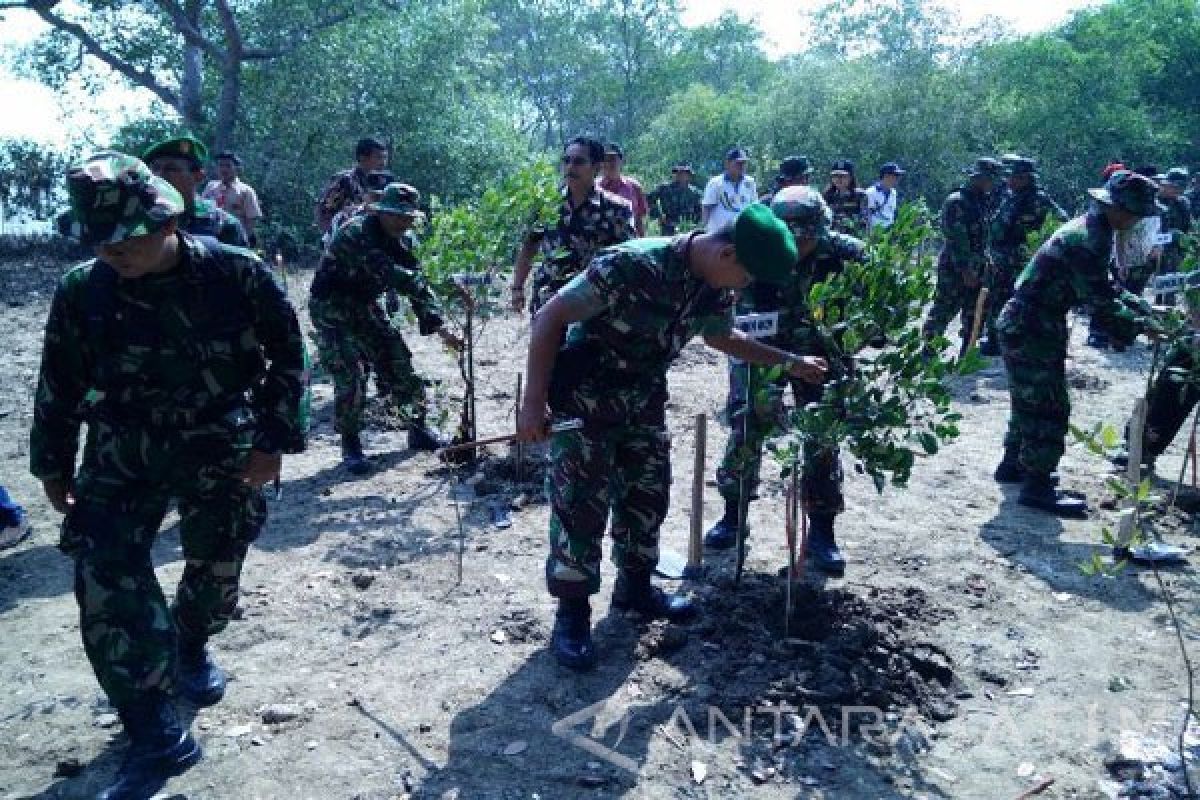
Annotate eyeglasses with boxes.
[561,155,591,167]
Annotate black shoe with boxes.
[1018,476,1088,518]
[978,336,1000,357]
[97,699,202,800]
[551,598,595,671]
[407,424,447,452]
[704,517,739,550]
[177,640,226,707]
[1110,450,1156,473]
[340,432,370,475]
[994,457,1024,483]
[611,570,697,623]
[806,514,846,576]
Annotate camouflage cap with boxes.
[370,182,423,216]
[733,202,796,286]
[770,185,832,238]
[142,134,209,169]
[778,155,814,179]
[1165,167,1190,188]
[59,151,185,245]
[998,152,1023,166]
[1087,170,1165,217]
[1008,157,1038,176]
[964,157,1006,180]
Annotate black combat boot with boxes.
[407,421,447,452]
[993,449,1025,483]
[551,597,596,671]
[703,497,741,550]
[96,696,202,800]
[340,432,370,475]
[177,638,227,707]
[611,570,697,623]
[1018,474,1088,518]
[806,513,846,576]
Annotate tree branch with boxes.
[240,9,356,61]
[18,1,181,111]
[151,0,227,61]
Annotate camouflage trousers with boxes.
[716,361,843,515]
[923,259,985,343]
[310,298,426,435]
[545,423,670,598]
[983,254,1020,340]
[1138,341,1200,461]
[59,415,265,709]
[999,339,1069,476]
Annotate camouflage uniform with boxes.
[924,179,995,342]
[185,195,249,247]
[646,181,702,235]
[526,186,634,313]
[316,166,371,234]
[1159,193,1192,275]
[32,154,307,711]
[987,178,1067,340]
[544,236,734,597]
[997,211,1150,476]
[309,213,443,435]
[715,231,863,513]
[823,188,868,235]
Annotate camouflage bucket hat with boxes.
[59,151,185,245]
[1087,170,1165,217]
[770,185,832,238]
[965,157,1006,180]
[1165,167,1190,188]
[733,203,796,286]
[370,182,423,216]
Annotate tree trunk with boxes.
[180,44,204,129]
[214,58,241,154]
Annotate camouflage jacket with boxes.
[185,196,249,248]
[823,188,867,235]
[1185,188,1200,221]
[527,186,634,310]
[549,236,733,424]
[315,166,370,233]
[990,186,1068,263]
[1160,195,1193,245]
[939,186,993,273]
[999,212,1150,355]
[738,232,865,355]
[30,233,308,481]
[646,182,702,229]
[309,214,444,334]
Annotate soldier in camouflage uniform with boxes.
[510,136,634,314]
[516,204,826,670]
[979,157,1068,355]
[646,162,703,235]
[142,135,248,247]
[1158,168,1193,284]
[994,171,1162,517]
[706,187,864,575]
[33,153,307,799]
[822,159,868,235]
[923,158,1005,354]
[315,136,388,236]
[310,183,461,472]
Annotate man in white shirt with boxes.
[702,147,758,231]
[203,151,264,245]
[864,162,905,231]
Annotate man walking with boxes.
[203,151,264,246]
[702,147,758,231]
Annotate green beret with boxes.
[733,203,796,286]
[58,151,185,245]
[142,134,209,168]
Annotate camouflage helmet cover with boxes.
[770,185,832,238]
[58,151,185,245]
[1087,170,1165,217]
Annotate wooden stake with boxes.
[1118,397,1148,548]
[688,413,707,572]
[966,287,990,353]
[785,464,798,637]
[515,374,525,485]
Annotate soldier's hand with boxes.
[42,479,74,514]
[437,328,464,352]
[787,356,828,384]
[241,450,282,488]
[517,396,552,443]
[510,284,527,313]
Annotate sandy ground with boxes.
[1,257,1198,800]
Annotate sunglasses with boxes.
[561,155,592,167]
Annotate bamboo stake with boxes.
[688,413,707,573]
[966,287,990,353]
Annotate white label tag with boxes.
[1151,272,1187,291]
[735,311,779,339]
[1154,233,1174,246]
[452,273,494,286]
